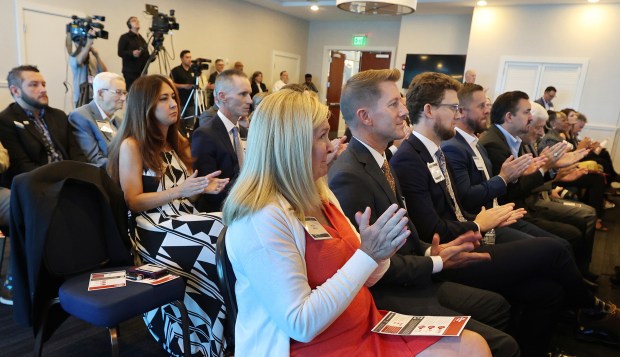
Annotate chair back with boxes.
[45,179,131,276]
[10,161,131,328]
[215,226,237,354]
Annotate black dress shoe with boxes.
[583,278,599,292]
[577,302,620,346]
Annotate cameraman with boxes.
[68,29,107,107]
[117,16,149,89]
[170,50,195,116]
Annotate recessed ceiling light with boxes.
[310,4,319,11]
[477,0,488,6]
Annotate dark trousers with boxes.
[440,237,592,356]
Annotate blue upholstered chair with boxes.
[9,161,191,357]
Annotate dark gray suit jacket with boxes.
[328,137,433,288]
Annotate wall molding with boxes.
[0,81,7,88]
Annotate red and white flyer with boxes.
[372,312,470,337]
[88,271,127,291]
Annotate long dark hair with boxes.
[108,75,192,183]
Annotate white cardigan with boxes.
[226,191,390,356]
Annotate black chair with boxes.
[215,226,237,356]
[9,161,191,356]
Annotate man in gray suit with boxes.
[68,72,126,168]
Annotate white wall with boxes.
[466,3,620,166]
[395,13,472,89]
[0,0,309,110]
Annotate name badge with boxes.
[473,156,486,171]
[97,122,114,133]
[304,217,332,240]
[427,162,445,183]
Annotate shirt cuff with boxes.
[388,145,398,155]
[424,247,444,273]
[496,175,507,186]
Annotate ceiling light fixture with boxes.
[336,0,417,15]
[311,4,320,11]
[477,0,488,6]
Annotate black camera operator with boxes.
[66,16,108,107]
[171,52,210,138]
[170,50,195,112]
[117,16,149,89]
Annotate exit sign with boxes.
[353,34,367,46]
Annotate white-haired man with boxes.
[68,72,126,168]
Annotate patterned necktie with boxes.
[435,148,466,222]
[381,159,396,194]
[231,126,244,167]
[28,110,63,163]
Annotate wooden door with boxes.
[326,51,346,138]
[360,52,392,72]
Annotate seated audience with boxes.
[222,88,491,356]
[272,70,289,92]
[250,71,268,97]
[568,111,619,184]
[329,69,519,357]
[302,73,319,93]
[107,74,230,356]
[392,72,620,355]
[68,72,126,168]
[539,109,606,230]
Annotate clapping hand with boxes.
[430,231,491,269]
[355,204,410,262]
[498,154,532,183]
[327,136,348,165]
[204,170,230,194]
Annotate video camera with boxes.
[145,4,179,49]
[66,15,108,45]
[190,58,211,76]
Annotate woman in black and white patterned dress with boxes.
[108,74,230,356]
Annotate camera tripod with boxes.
[179,74,206,140]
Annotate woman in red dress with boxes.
[222,89,491,356]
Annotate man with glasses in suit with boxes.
[68,72,126,168]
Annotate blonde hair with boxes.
[222,89,330,224]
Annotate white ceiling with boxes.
[241,0,618,21]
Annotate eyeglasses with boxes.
[102,89,128,96]
[435,103,461,114]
